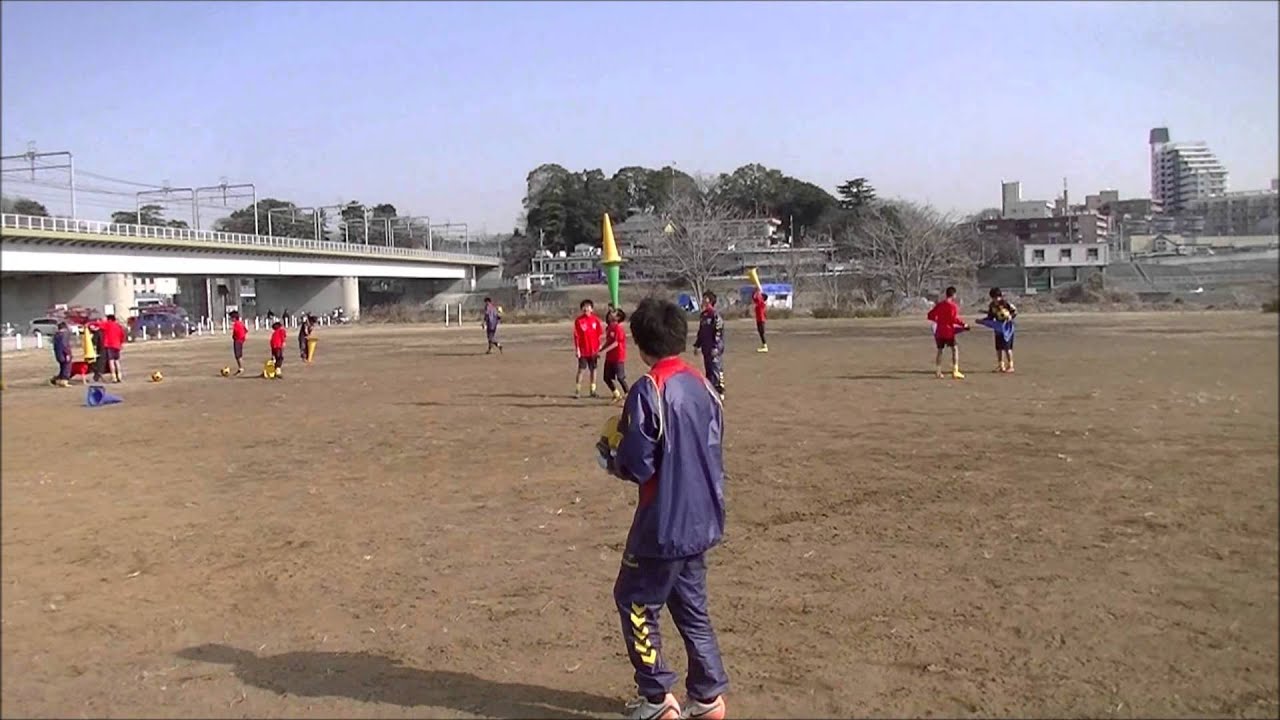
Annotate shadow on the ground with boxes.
[831,370,941,381]
[176,644,617,718]
[503,402,599,410]
[423,350,488,357]
[461,392,563,400]
[395,399,594,409]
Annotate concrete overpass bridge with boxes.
[0,213,501,323]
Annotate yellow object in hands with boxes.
[747,267,763,293]
[81,329,97,361]
[601,414,623,450]
[597,414,624,471]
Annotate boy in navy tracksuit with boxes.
[482,297,503,354]
[692,291,726,401]
[602,297,729,720]
[50,322,72,387]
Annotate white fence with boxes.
[1,213,500,266]
[0,315,341,353]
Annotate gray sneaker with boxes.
[680,696,725,719]
[625,694,681,720]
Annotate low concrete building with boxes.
[1021,242,1109,293]
[1182,190,1279,236]
[978,213,1109,245]
[528,244,604,287]
[1129,233,1280,257]
[612,213,783,253]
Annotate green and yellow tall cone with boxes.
[601,213,622,308]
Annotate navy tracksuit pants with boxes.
[614,552,729,701]
[701,351,724,395]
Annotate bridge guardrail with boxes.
[1,213,499,265]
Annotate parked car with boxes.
[130,313,189,340]
[29,317,81,337]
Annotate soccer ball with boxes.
[150,371,164,383]
[995,307,1012,321]
[220,366,232,377]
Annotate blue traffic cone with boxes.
[85,384,123,407]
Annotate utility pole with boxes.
[311,204,346,242]
[136,185,196,226]
[391,215,429,248]
[0,144,77,216]
[268,205,318,238]
[193,181,258,233]
[344,214,393,245]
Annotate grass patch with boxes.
[810,306,893,319]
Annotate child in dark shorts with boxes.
[601,308,630,404]
[230,311,248,375]
[985,287,1018,373]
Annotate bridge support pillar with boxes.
[340,276,360,321]
[103,273,135,318]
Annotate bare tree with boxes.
[841,201,974,298]
[812,269,845,309]
[779,246,810,305]
[634,182,744,300]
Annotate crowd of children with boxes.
[48,314,127,387]
[228,310,318,380]
[36,279,1020,720]
[590,283,1019,718]
[45,310,325,385]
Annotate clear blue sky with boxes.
[3,1,1277,231]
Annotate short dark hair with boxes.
[613,309,627,323]
[629,298,686,358]
[761,293,769,301]
[484,297,492,303]
[944,286,957,298]
[580,299,594,310]
[272,321,283,329]
[106,314,117,321]
[989,287,1002,299]
[57,321,67,330]
[229,310,240,319]
[702,290,717,306]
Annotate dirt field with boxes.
[2,312,1277,719]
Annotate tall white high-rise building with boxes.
[1149,127,1229,214]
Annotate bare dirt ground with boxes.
[2,312,1277,719]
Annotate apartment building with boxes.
[1149,127,1229,214]
[1000,181,1052,219]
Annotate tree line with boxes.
[513,162,1020,301]
[517,162,881,254]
